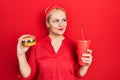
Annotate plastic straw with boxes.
[81,29,84,40]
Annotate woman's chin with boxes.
[58,32,65,35]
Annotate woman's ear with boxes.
[46,21,50,28]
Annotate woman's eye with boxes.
[63,19,66,22]
[53,20,59,23]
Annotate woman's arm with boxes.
[17,54,31,78]
[17,35,31,78]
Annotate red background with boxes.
[0,0,120,80]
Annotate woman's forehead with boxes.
[50,10,66,19]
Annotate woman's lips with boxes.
[58,28,64,31]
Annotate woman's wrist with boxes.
[17,53,26,60]
[79,65,89,76]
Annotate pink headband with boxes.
[45,5,66,19]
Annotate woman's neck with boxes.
[48,33,65,41]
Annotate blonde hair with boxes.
[45,6,66,23]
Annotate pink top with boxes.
[18,36,82,80]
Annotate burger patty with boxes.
[22,39,35,44]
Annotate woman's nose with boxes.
[59,21,64,27]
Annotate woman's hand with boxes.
[79,49,93,76]
[17,34,31,56]
[81,49,93,66]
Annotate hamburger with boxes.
[22,35,36,47]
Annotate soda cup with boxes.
[77,40,91,65]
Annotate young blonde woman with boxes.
[17,5,92,80]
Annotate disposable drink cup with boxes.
[77,40,91,65]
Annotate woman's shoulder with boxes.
[64,37,77,45]
[65,37,76,43]
[37,36,49,43]
[30,36,48,50]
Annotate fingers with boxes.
[82,59,92,64]
[18,34,31,42]
[18,34,32,45]
[17,34,32,48]
[82,53,91,57]
[87,49,92,54]
[81,56,92,64]
[81,50,93,64]
[17,34,31,55]
[76,49,92,54]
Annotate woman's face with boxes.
[46,10,67,36]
